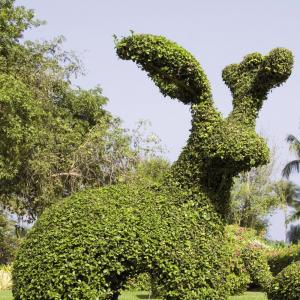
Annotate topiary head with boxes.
[116,34,293,184]
[223,48,293,101]
[223,48,293,127]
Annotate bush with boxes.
[222,226,251,295]
[267,261,300,300]
[13,33,294,300]
[241,246,272,290]
[267,243,300,275]
[13,184,229,300]
[222,225,272,295]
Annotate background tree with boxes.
[273,179,300,242]
[280,133,300,235]
[227,150,281,233]
[282,134,300,178]
[0,210,18,265]
[287,224,300,244]
[0,1,167,222]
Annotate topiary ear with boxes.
[258,48,293,89]
[115,34,212,105]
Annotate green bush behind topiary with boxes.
[222,225,272,295]
[267,243,300,276]
[241,246,272,290]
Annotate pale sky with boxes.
[17,0,300,240]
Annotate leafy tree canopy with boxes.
[0,1,167,221]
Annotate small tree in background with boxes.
[0,1,168,222]
[228,150,281,233]
[273,179,300,242]
[282,134,300,178]
[0,210,18,265]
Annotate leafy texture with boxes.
[1,2,163,221]
[13,33,293,299]
[222,225,272,295]
[267,261,300,300]
[0,211,17,265]
[13,185,226,299]
[267,243,300,276]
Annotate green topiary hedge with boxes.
[13,184,229,299]
[13,33,293,299]
[267,261,300,300]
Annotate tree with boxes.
[55,118,168,193]
[228,150,281,232]
[282,134,300,178]
[0,71,110,220]
[273,179,300,241]
[281,133,300,225]
[0,210,18,265]
[0,1,169,221]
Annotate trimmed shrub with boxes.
[267,261,300,300]
[13,33,293,299]
[241,246,272,290]
[13,184,229,300]
[267,243,300,275]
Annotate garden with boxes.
[1,1,300,299]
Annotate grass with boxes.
[0,290,13,300]
[0,290,267,299]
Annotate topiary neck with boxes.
[168,96,233,215]
[228,96,263,128]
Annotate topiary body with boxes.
[12,34,293,299]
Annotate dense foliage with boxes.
[13,32,293,299]
[222,225,272,295]
[241,246,272,290]
[0,2,169,222]
[13,184,227,300]
[267,261,300,300]
[267,243,300,276]
[0,0,110,219]
[0,211,17,265]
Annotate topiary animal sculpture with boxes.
[12,34,293,300]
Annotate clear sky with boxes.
[17,0,300,240]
